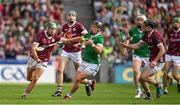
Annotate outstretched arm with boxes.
[122,40,145,49]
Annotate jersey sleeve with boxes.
[84,33,91,40]
[152,32,162,46]
[61,24,66,34]
[97,35,104,45]
[55,34,61,41]
[33,32,41,44]
[129,29,133,37]
[78,23,88,35]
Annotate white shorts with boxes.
[79,61,101,77]
[133,55,149,64]
[27,57,48,70]
[61,50,82,63]
[143,60,164,73]
[165,54,180,66]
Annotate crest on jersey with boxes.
[52,39,55,42]
[73,28,76,32]
[43,38,47,43]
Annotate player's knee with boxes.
[75,76,82,83]
[139,76,145,82]
[31,76,39,82]
[133,70,139,74]
[172,73,177,79]
[57,67,64,74]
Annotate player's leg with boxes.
[52,55,69,97]
[141,66,163,99]
[132,55,142,98]
[139,69,152,100]
[26,57,36,81]
[172,64,180,93]
[64,70,88,100]
[21,68,44,99]
[162,61,172,94]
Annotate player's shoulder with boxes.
[62,23,68,28]
[36,30,45,37]
[75,22,84,28]
[75,22,83,25]
[152,30,163,39]
[129,27,137,34]
[130,27,137,31]
[96,33,104,39]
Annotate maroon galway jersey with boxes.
[167,28,180,56]
[62,22,85,52]
[142,30,165,62]
[30,30,61,62]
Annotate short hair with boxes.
[173,17,180,23]
[45,21,57,29]
[68,10,77,17]
[136,15,147,21]
[92,21,102,29]
[143,20,156,28]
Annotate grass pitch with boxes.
[0,83,180,104]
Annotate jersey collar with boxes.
[137,27,143,33]
[68,21,77,27]
[44,31,52,39]
[147,29,154,37]
[92,32,101,38]
[173,27,180,33]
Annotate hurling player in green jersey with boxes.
[126,15,150,98]
[64,21,104,100]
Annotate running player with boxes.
[63,21,104,100]
[126,15,150,98]
[52,10,88,97]
[163,17,180,94]
[123,20,165,100]
[21,22,64,99]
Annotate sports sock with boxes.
[136,84,141,91]
[146,92,151,97]
[57,86,62,92]
[84,79,92,85]
[67,91,73,96]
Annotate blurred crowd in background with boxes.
[0,0,64,59]
[94,0,180,65]
[0,0,180,65]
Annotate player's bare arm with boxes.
[122,40,144,49]
[87,39,103,54]
[154,43,166,62]
[31,42,41,63]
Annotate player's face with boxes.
[142,23,151,33]
[47,28,56,36]
[173,21,180,30]
[67,14,76,23]
[135,18,144,28]
[90,24,99,35]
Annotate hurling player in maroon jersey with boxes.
[52,10,89,97]
[21,22,63,99]
[123,20,166,100]
[163,17,180,94]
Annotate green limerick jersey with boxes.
[129,27,150,58]
[82,33,104,64]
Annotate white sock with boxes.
[67,91,73,97]
[84,79,92,85]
